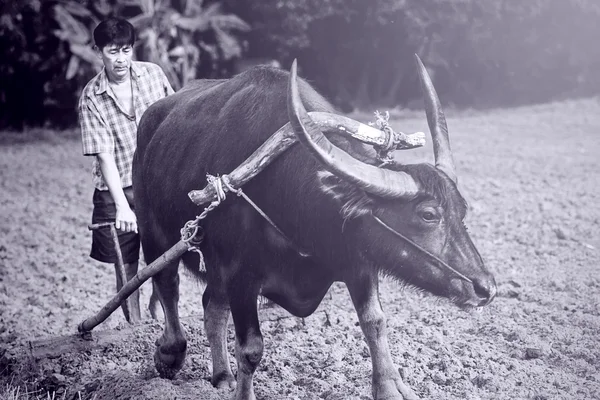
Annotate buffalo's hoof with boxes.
[153,346,186,379]
[211,370,236,390]
[374,378,419,400]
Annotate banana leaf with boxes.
[93,0,112,16]
[183,0,204,16]
[210,15,251,32]
[173,14,210,32]
[129,13,154,30]
[70,43,102,68]
[65,55,80,79]
[59,0,92,18]
[53,5,90,44]
[139,0,155,15]
[168,45,186,58]
[213,27,242,61]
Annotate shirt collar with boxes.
[94,61,145,95]
[131,61,144,79]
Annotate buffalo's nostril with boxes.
[473,277,497,304]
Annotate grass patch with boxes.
[0,381,85,400]
[0,382,88,400]
[0,350,84,400]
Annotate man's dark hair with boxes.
[93,17,135,50]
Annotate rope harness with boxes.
[370,110,424,167]
[372,215,473,283]
[180,174,311,261]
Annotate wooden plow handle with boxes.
[88,222,127,283]
[88,222,115,230]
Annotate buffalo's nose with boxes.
[473,275,497,306]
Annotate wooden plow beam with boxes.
[77,241,189,333]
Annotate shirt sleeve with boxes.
[79,96,114,156]
[160,68,175,96]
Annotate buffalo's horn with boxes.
[287,60,418,198]
[415,54,457,184]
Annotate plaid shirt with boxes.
[79,61,174,190]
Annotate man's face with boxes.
[99,44,133,82]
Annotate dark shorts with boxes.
[90,187,140,264]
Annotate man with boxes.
[79,17,174,323]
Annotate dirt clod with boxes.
[524,348,544,360]
[553,227,569,240]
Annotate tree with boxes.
[129,0,250,89]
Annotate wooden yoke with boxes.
[188,111,425,206]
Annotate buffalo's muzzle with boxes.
[472,274,497,306]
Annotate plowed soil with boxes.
[1,98,599,400]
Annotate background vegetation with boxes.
[1,0,599,129]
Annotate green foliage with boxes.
[0,0,249,129]
[130,0,250,90]
[49,0,250,89]
[51,0,104,80]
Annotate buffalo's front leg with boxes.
[152,263,187,379]
[203,285,236,390]
[228,277,263,400]
[347,273,419,400]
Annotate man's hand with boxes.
[96,153,138,234]
[116,203,138,233]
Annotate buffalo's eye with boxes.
[420,210,438,222]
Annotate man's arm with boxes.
[96,153,137,233]
[79,99,136,233]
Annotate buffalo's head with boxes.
[288,56,496,308]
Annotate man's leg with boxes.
[114,260,141,323]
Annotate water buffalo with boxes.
[132,56,496,400]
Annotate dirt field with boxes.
[1,98,599,400]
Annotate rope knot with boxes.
[369,110,427,167]
[206,173,243,199]
[370,110,395,166]
[180,219,200,243]
[206,174,227,202]
[221,175,243,196]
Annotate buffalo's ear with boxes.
[317,170,373,219]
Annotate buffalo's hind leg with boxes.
[347,272,419,400]
[203,284,236,390]
[151,261,187,379]
[228,276,263,400]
